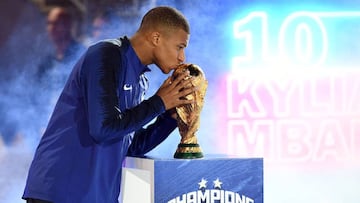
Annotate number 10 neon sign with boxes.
[232,11,360,70]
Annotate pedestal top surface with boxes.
[128,154,263,161]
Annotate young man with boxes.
[37,6,85,84]
[33,7,85,135]
[23,6,196,203]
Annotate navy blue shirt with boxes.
[23,37,177,202]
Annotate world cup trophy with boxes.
[172,64,208,159]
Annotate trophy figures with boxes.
[172,64,208,159]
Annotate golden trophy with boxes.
[172,64,208,159]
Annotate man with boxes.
[23,6,196,203]
[31,6,85,141]
[37,6,85,91]
[91,10,114,42]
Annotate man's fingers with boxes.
[172,70,190,85]
[163,76,173,86]
[177,86,197,99]
[173,77,195,94]
[178,97,195,105]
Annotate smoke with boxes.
[146,0,240,156]
[0,2,52,202]
[0,2,50,148]
[1,1,226,201]
[2,1,360,203]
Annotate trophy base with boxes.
[173,143,204,159]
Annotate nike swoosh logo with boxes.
[123,84,132,91]
[114,106,123,119]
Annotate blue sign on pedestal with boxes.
[121,155,263,203]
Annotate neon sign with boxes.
[220,11,360,166]
[232,11,360,70]
[224,70,360,165]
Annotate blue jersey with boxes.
[23,37,177,202]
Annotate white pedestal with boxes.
[120,155,263,203]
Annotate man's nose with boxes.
[178,50,185,63]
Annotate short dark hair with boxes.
[139,6,190,34]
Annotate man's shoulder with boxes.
[86,37,132,59]
[103,38,123,47]
[93,37,125,48]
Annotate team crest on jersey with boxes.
[167,178,255,203]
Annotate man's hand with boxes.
[167,108,178,120]
[156,70,196,111]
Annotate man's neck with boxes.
[130,32,153,65]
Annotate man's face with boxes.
[47,9,72,43]
[153,29,189,74]
[92,17,107,40]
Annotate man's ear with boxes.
[150,31,161,45]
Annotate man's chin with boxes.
[161,67,172,74]
[158,64,177,74]
[160,69,169,74]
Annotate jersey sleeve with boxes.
[80,42,166,143]
[127,111,177,155]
